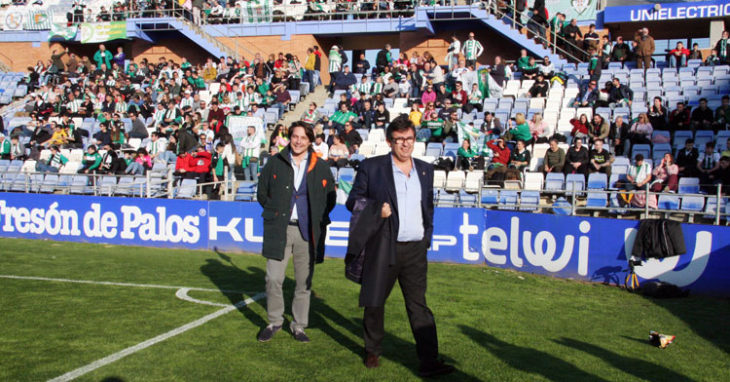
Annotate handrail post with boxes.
[644,184,650,219]
[146,170,151,198]
[511,3,516,29]
[715,184,722,225]
[571,185,576,215]
[167,168,174,199]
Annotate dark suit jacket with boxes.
[346,154,434,307]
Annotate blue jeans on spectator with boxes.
[36,162,59,173]
[273,102,287,119]
[158,151,177,166]
[669,55,686,68]
[243,160,258,181]
[314,70,321,86]
[126,161,145,175]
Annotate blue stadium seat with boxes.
[631,144,651,159]
[545,173,564,191]
[426,142,443,157]
[443,142,459,158]
[652,143,672,162]
[657,195,680,210]
[565,174,585,194]
[681,196,705,211]
[519,191,540,211]
[678,177,701,194]
[608,173,627,190]
[673,130,693,149]
[438,191,458,206]
[329,167,338,181]
[481,189,499,205]
[176,179,197,199]
[459,190,477,207]
[39,174,59,193]
[586,191,608,208]
[587,173,607,189]
[499,191,518,210]
[234,181,257,201]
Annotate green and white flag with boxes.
[49,23,78,41]
[241,0,273,24]
[477,68,490,99]
[80,21,127,43]
[26,10,52,30]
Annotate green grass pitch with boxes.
[1,238,728,381]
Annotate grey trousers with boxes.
[265,225,313,331]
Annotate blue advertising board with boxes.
[1,193,729,296]
[603,1,730,24]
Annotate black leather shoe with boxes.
[364,353,380,368]
[418,360,455,378]
[257,324,281,342]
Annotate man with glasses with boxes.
[572,80,599,108]
[347,115,454,377]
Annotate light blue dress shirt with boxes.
[392,157,424,242]
[290,152,308,221]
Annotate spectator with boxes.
[328,45,343,94]
[489,56,508,87]
[563,19,582,59]
[543,138,565,174]
[342,122,362,154]
[634,27,655,70]
[483,112,503,136]
[354,53,370,75]
[548,12,566,46]
[528,73,549,98]
[572,80,599,107]
[446,35,461,70]
[113,47,125,70]
[714,30,729,64]
[625,154,652,191]
[375,44,392,73]
[538,56,554,78]
[647,96,668,131]
[487,137,511,169]
[94,44,113,70]
[583,24,600,53]
[691,98,714,131]
[464,83,483,114]
[509,140,530,172]
[0,133,10,160]
[373,103,390,129]
[269,124,289,153]
[334,65,357,92]
[569,114,590,142]
[651,153,679,192]
[421,83,437,105]
[505,113,532,144]
[628,113,653,145]
[715,95,730,130]
[697,142,721,187]
[327,135,349,169]
[588,114,609,143]
[689,43,703,61]
[521,57,539,80]
[676,138,699,177]
[564,138,589,176]
[457,139,479,170]
[668,42,690,68]
[409,103,423,128]
[668,102,691,131]
[301,102,320,126]
[461,32,484,67]
[126,148,152,175]
[382,76,399,99]
[78,145,102,174]
[35,145,67,173]
[529,113,550,143]
[312,133,329,161]
[608,78,633,107]
[589,139,613,178]
[239,126,260,181]
[601,36,612,67]
[705,49,721,66]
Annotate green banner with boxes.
[546,0,597,22]
[241,0,273,23]
[49,23,78,41]
[25,10,52,30]
[80,21,127,43]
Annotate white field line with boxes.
[47,292,266,382]
[0,274,248,294]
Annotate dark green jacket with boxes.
[257,146,337,263]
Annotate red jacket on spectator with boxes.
[487,139,511,166]
[451,89,468,106]
[570,118,589,136]
[669,47,690,58]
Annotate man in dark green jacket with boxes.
[256,121,336,343]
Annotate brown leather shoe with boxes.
[364,353,380,368]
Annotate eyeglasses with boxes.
[391,137,415,145]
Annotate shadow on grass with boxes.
[459,325,609,382]
[200,250,268,329]
[310,296,481,380]
[554,337,693,382]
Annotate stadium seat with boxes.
[704,197,727,219]
[39,174,59,193]
[545,173,564,191]
[524,172,544,190]
[459,190,477,207]
[652,143,672,162]
[464,171,482,193]
[631,144,651,159]
[681,196,705,211]
[176,179,198,199]
[234,181,257,202]
[673,130,693,149]
[499,191,519,210]
[678,177,701,194]
[338,168,355,184]
[587,173,607,190]
[445,171,465,192]
[565,174,585,194]
[585,191,608,208]
[657,195,680,210]
[519,191,540,211]
[437,191,458,206]
[433,170,447,189]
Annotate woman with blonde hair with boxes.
[529,113,550,143]
[505,113,532,143]
[628,112,653,145]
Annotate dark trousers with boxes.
[363,240,439,364]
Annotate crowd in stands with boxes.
[1,23,730,214]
